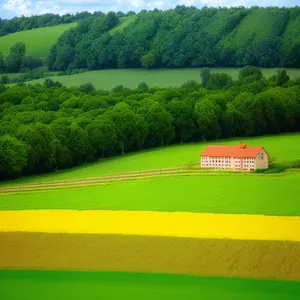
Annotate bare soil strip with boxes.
[1,232,300,281]
[1,210,300,242]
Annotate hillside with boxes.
[1,133,299,186]
[280,8,300,66]
[46,7,300,71]
[20,68,300,89]
[0,23,77,59]
[219,8,289,66]
[109,15,137,34]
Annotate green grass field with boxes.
[1,173,299,216]
[220,9,287,49]
[0,133,300,216]
[110,15,137,34]
[2,270,299,300]
[20,68,300,89]
[0,23,77,59]
[281,14,300,52]
[1,133,299,187]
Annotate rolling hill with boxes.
[0,23,77,60]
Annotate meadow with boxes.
[109,15,137,34]
[1,174,299,215]
[1,133,299,187]
[2,270,300,300]
[20,68,300,89]
[0,23,77,59]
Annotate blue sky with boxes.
[1,0,299,19]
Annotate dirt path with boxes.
[1,232,300,281]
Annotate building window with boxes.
[260,153,264,160]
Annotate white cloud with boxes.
[178,0,196,5]
[4,0,32,15]
[131,0,145,8]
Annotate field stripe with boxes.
[0,210,300,241]
[2,270,300,300]
[1,233,300,281]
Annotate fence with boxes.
[0,166,286,194]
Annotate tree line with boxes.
[0,42,43,76]
[47,6,300,71]
[0,12,92,37]
[0,66,299,180]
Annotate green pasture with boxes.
[21,68,300,89]
[281,14,300,51]
[110,15,137,34]
[0,23,77,59]
[1,172,299,216]
[1,133,299,187]
[220,9,286,48]
[1,270,299,300]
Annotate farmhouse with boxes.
[200,143,268,171]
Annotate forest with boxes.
[0,66,300,180]
[46,6,300,70]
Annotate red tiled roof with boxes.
[201,143,264,158]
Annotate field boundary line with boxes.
[0,167,286,195]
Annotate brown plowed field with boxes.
[1,232,300,281]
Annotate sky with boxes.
[0,0,299,19]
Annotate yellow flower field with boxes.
[1,210,300,241]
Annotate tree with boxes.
[141,53,156,68]
[17,123,57,172]
[138,82,149,90]
[54,44,75,70]
[110,103,148,154]
[206,72,233,90]
[85,119,117,157]
[6,42,26,72]
[0,135,28,179]
[0,76,10,84]
[79,82,96,94]
[21,56,43,70]
[276,69,290,86]
[166,98,196,142]
[44,78,62,88]
[68,123,93,164]
[239,65,263,83]
[0,52,5,72]
[194,99,221,140]
[138,100,174,147]
[200,68,211,87]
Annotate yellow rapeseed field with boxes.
[1,210,300,241]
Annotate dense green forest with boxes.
[45,6,300,71]
[0,66,300,179]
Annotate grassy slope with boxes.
[1,134,299,215]
[109,15,137,34]
[1,133,299,187]
[1,270,300,300]
[1,173,299,215]
[220,9,286,49]
[20,67,300,89]
[0,23,77,59]
[281,14,300,52]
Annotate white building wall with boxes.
[201,156,255,170]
